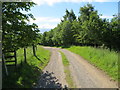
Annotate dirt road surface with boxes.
[60,49,118,88]
[35,47,68,88]
[36,47,118,88]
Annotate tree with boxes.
[71,19,83,45]
[79,4,94,22]
[78,4,103,46]
[2,2,40,62]
[2,2,36,51]
[61,9,76,46]
[108,15,119,51]
[62,9,76,22]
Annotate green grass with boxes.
[60,51,69,66]
[17,46,50,70]
[3,45,50,88]
[59,51,75,88]
[66,46,118,81]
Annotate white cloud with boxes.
[100,15,113,19]
[28,17,60,30]
[29,17,60,24]
[32,0,119,6]
[38,23,57,29]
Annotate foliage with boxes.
[2,2,40,52]
[40,4,119,51]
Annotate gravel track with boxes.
[60,49,118,88]
[35,47,68,88]
[36,47,118,88]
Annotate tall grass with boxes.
[66,46,118,81]
[17,46,50,69]
[3,45,50,88]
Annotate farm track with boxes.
[36,47,118,88]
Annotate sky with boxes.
[27,0,119,33]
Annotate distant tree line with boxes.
[40,4,120,51]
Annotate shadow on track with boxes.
[36,71,67,88]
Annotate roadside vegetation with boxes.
[2,2,50,88]
[2,46,50,88]
[66,46,118,81]
[59,51,75,88]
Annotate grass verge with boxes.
[2,45,50,88]
[59,51,75,88]
[66,46,118,81]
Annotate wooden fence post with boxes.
[14,50,17,66]
[2,54,8,76]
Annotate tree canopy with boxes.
[2,2,40,52]
[40,4,119,51]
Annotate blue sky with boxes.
[28,0,119,33]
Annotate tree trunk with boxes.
[109,45,111,51]
[24,48,27,63]
[33,44,36,56]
